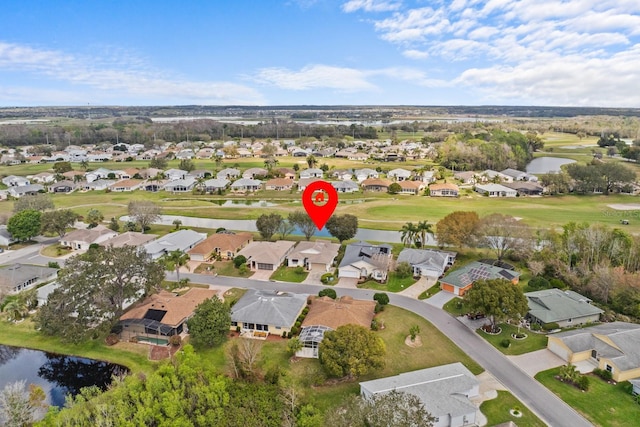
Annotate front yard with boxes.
[478,323,549,355]
[536,367,640,427]
[212,260,253,278]
[359,272,417,292]
[480,390,546,427]
[269,265,308,283]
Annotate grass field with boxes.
[536,368,640,427]
[480,390,547,427]
[478,323,549,355]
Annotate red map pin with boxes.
[302,180,338,230]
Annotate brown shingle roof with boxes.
[301,296,376,330]
[188,232,253,256]
[362,178,392,188]
[429,183,459,191]
[120,288,217,327]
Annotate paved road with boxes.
[176,272,593,427]
[0,237,60,266]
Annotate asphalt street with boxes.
[177,271,593,427]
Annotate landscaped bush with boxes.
[374,302,385,313]
[373,292,390,306]
[233,255,247,268]
[47,261,60,269]
[549,278,567,289]
[542,322,560,331]
[530,323,542,331]
[294,266,305,275]
[594,368,613,381]
[320,273,334,284]
[291,326,300,335]
[169,335,182,347]
[238,264,249,274]
[577,375,590,391]
[500,339,511,348]
[371,319,379,331]
[318,288,337,299]
[105,333,119,346]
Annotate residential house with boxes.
[348,152,369,161]
[287,241,341,272]
[49,180,76,193]
[143,229,207,259]
[230,289,307,337]
[138,167,164,180]
[547,322,640,382]
[526,289,603,328]
[454,171,477,185]
[331,180,359,193]
[360,363,480,427]
[299,168,324,179]
[236,240,296,271]
[504,181,544,196]
[84,168,112,182]
[297,177,323,192]
[0,264,58,294]
[418,170,436,183]
[397,248,456,279]
[275,168,296,180]
[164,168,188,181]
[265,178,295,191]
[387,168,411,181]
[2,175,30,187]
[83,179,115,191]
[331,169,353,181]
[338,241,392,282]
[361,178,392,192]
[110,179,144,192]
[175,149,195,159]
[501,168,537,182]
[237,148,253,158]
[100,231,158,249]
[474,183,518,197]
[298,296,376,358]
[143,180,168,192]
[118,288,218,342]
[203,178,230,193]
[354,168,379,182]
[61,225,119,250]
[397,180,424,195]
[429,183,460,197]
[439,261,520,296]
[0,225,16,247]
[30,172,56,184]
[230,178,262,192]
[480,170,513,183]
[242,168,268,179]
[164,177,197,193]
[187,169,209,179]
[187,232,253,262]
[196,147,215,159]
[217,168,241,180]
[8,184,44,198]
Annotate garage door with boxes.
[257,263,274,270]
[548,339,570,361]
[339,268,359,278]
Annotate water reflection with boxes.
[0,344,127,407]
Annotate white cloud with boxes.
[255,65,377,91]
[402,49,429,59]
[342,0,402,13]
[0,41,265,105]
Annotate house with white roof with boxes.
[143,229,207,259]
[230,178,262,192]
[231,289,308,337]
[9,184,44,198]
[360,363,480,427]
[475,183,518,197]
[203,178,230,193]
[163,177,197,193]
[300,168,324,179]
[242,168,268,179]
[338,241,392,282]
[331,180,359,193]
[354,168,379,182]
[236,240,296,271]
[287,241,341,272]
[2,175,30,187]
[216,168,241,180]
[164,169,188,181]
[387,168,412,181]
[397,248,456,279]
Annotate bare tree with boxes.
[527,260,545,277]
[128,200,161,233]
[478,214,532,260]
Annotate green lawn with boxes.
[480,390,547,427]
[270,265,308,283]
[477,323,549,355]
[443,297,469,316]
[213,260,254,278]
[359,272,417,292]
[536,368,640,427]
[418,282,441,299]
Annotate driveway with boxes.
[398,276,436,298]
[247,269,273,281]
[302,268,325,285]
[424,290,456,308]
[335,277,358,288]
[508,349,566,377]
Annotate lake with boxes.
[526,157,576,174]
[0,344,127,407]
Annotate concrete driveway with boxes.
[335,277,358,288]
[302,268,325,285]
[398,276,436,298]
[508,349,566,377]
[424,290,456,308]
[248,269,274,281]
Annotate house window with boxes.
[255,324,268,331]
[244,323,255,330]
[606,364,614,373]
[567,318,572,323]
[231,321,237,327]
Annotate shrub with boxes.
[295,321,302,328]
[594,368,613,381]
[318,288,337,299]
[528,276,550,290]
[531,323,541,331]
[549,278,566,289]
[294,266,305,275]
[371,319,379,331]
[542,322,560,331]
[374,302,385,313]
[291,326,300,335]
[238,264,249,274]
[233,255,247,268]
[320,273,333,284]
[578,375,590,391]
[373,293,390,306]
[105,333,119,346]
[302,307,310,315]
[395,261,412,278]
[47,261,60,269]
[501,339,511,348]
[169,335,182,347]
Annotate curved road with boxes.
[177,272,593,427]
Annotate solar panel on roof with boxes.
[143,309,167,322]
[500,270,515,280]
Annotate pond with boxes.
[526,157,576,174]
[0,344,128,407]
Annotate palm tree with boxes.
[416,220,433,248]
[3,299,28,322]
[80,159,89,171]
[306,154,317,169]
[163,250,190,283]
[400,222,418,247]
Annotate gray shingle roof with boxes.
[526,289,603,323]
[360,362,478,419]
[339,241,392,269]
[231,289,307,328]
[441,261,520,289]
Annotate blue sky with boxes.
[1,0,639,107]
